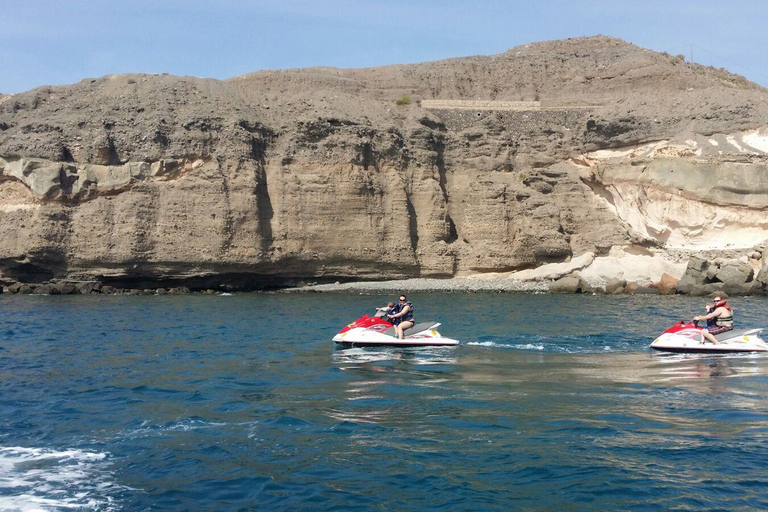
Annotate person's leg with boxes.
[701,330,720,344]
[398,321,414,339]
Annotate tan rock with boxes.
[655,273,679,295]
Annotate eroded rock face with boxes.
[575,133,768,250]
[1,36,768,289]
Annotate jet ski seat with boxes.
[382,322,440,338]
[712,327,763,340]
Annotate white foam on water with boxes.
[0,446,124,511]
[513,343,546,351]
[122,418,227,438]
[465,341,508,348]
[466,341,546,351]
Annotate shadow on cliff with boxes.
[0,250,68,283]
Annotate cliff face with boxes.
[1,36,768,290]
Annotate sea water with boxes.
[1,292,768,510]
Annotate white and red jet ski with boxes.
[650,321,768,353]
[333,312,459,347]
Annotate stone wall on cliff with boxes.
[1,35,768,290]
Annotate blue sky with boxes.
[2,0,767,94]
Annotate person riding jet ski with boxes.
[703,302,718,328]
[693,296,734,345]
[375,302,399,324]
[388,295,415,339]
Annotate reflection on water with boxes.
[332,346,459,366]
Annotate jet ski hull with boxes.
[651,322,768,353]
[333,314,459,347]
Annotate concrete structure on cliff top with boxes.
[1,35,768,293]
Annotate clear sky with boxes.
[2,0,767,94]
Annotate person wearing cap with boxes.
[693,296,734,344]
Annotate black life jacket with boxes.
[394,301,414,322]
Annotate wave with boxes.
[0,446,126,511]
[122,417,227,438]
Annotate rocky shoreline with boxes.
[3,244,766,297]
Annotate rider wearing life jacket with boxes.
[693,296,733,344]
[704,302,717,328]
[388,294,415,339]
[376,302,399,324]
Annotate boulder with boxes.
[168,286,191,295]
[19,284,34,294]
[715,262,753,287]
[605,278,627,294]
[53,282,78,295]
[675,257,710,295]
[755,259,768,294]
[676,256,759,296]
[687,256,708,273]
[7,283,21,293]
[32,284,55,295]
[549,275,584,294]
[655,273,679,295]
[624,282,640,294]
[155,288,168,295]
[76,282,101,294]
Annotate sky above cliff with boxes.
[2,0,767,94]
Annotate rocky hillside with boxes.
[2,35,768,292]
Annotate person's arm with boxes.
[695,308,726,321]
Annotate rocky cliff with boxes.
[2,35,768,292]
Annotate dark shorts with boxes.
[707,325,733,336]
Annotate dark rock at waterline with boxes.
[605,278,626,295]
[550,274,587,294]
[53,282,78,295]
[676,256,758,296]
[75,281,102,294]
[716,262,753,287]
[32,284,55,295]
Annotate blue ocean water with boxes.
[1,292,768,510]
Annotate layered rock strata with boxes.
[1,36,768,292]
